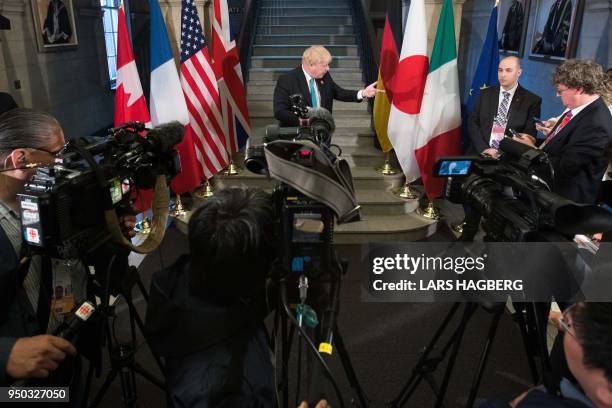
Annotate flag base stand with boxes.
[170,195,187,218]
[376,160,400,175]
[451,221,465,234]
[392,183,419,199]
[134,216,152,234]
[418,201,441,220]
[194,181,215,198]
[223,160,241,175]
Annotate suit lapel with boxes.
[506,86,523,125]
[546,99,601,148]
[484,86,500,137]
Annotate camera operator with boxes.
[145,187,276,407]
[512,59,612,205]
[479,302,612,408]
[273,45,380,127]
[0,108,136,397]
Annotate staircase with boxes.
[179,0,439,243]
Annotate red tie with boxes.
[544,111,573,144]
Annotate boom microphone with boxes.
[146,121,185,153]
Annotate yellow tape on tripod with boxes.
[318,342,333,355]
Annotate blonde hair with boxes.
[302,46,332,65]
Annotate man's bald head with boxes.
[498,56,522,90]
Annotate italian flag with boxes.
[415,0,462,199]
[387,0,429,183]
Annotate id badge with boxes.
[490,126,506,148]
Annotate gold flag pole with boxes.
[194,179,215,198]
[376,151,400,175]
[392,181,418,199]
[170,194,187,217]
[418,200,441,220]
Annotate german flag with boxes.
[373,0,402,153]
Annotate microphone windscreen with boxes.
[499,137,534,159]
[147,121,185,152]
[307,107,335,132]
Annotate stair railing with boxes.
[349,0,379,93]
[236,0,260,84]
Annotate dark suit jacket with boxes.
[273,66,360,126]
[541,97,612,204]
[468,85,541,153]
[0,92,17,115]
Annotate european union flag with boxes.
[462,6,500,151]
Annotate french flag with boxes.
[149,0,189,126]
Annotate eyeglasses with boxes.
[557,305,577,339]
[556,87,574,96]
[28,146,64,157]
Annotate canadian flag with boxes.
[114,2,150,127]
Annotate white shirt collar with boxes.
[302,67,314,84]
[499,83,519,98]
[568,96,600,117]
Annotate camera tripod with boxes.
[387,301,552,408]
[82,254,167,408]
[273,267,369,408]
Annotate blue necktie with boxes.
[309,78,318,107]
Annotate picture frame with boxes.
[498,0,531,57]
[529,0,584,61]
[31,0,78,52]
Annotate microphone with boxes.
[52,300,96,341]
[307,107,336,133]
[145,121,185,153]
[499,137,549,170]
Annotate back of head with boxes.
[188,187,275,301]
[0,108,61,161]
[572,302,612,382]
[552,59,606,96]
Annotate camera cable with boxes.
[280,278,344,408]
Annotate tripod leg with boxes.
[281,289,289,408]
[466,306,504,408]
[389,303,461,407]
[514,306,540,384]
[335,329,369,408]
[88,369,118,408]
[529,302,556,393]
[82,360,95,408]
[434,304,475,408]
[133,363,165,389]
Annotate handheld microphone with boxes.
[52,300,96,341]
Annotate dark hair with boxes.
[0,108,61,161]
[187,187,275,300]
[571,302,612,381]
[552,59,607,95]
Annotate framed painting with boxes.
[529,0,584,61]
[498,0,531,57]
[31,0,78,52]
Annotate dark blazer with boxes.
[273,66,360,126]
[468,85,541,153]
[0,92,17,115]
[541,97,612,204]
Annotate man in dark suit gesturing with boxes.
[468,56,541,158]
[273,45,378,127]
[513,59,612,204]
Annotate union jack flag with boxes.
[211,0,251,154]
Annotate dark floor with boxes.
[83,222,535,408]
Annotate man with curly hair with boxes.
[514,59,612,204]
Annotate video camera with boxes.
[17,121,184,259]
[244,94,359,279]
[434,137,612,241]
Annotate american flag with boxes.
[177,0,228,184]
[212,0,251,153]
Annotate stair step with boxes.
[261,0,350,6]
[259,7,350,16]
[256,25,354,35]
[251,56,360,69]
[253,44,359,57]
[255,35,357,46]
[252,45,358,57]
[248,99,368,113]
[252,116,371,129]
[249,69,363,81]
[257,15,353,25]
[334,213,436,243]
[247,80,362,95]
